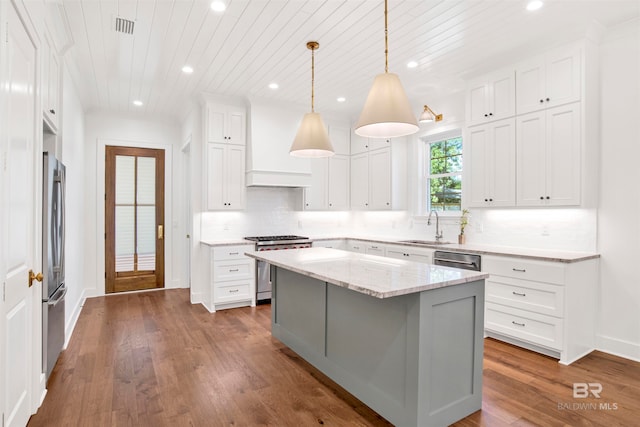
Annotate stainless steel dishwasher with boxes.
[433,250,481,271]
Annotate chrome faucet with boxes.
[427,210,443,242]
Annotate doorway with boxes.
[105,146,165,293]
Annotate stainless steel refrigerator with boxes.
[43,152,67,379]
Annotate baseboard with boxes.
[64,288,87,349]
[190,291,214,312]
[596,334,640,363]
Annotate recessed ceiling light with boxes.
[269,83,279,90]
[337,97,346,103]
[182,65,194,74]
[526,0,543,11]
[133,100,143,107]
[407,61,418,68]
[210,1,226,12]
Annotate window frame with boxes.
[421,129,464,217]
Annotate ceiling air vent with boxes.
[114,17,135,35]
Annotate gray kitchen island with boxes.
[246,247,489,427]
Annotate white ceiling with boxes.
[60,0,640,122]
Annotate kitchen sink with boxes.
[399,240,453,245]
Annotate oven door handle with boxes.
[433,258,476,266]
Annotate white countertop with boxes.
[245,247,489,299]
[201,236,599,263]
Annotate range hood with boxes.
[246,99,312,187]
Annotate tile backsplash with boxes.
[201,187,597,252]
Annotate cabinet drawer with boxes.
[485,302,563,350]
[214,280,251,304]
[213,259,253,282]
[483,256,565,285]
[212,245,253,261]
[486,277,564,317]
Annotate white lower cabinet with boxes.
[313,239,345,250]
[211,245,255,310]
[384,245,434,264]
[483,255,597,364]
[346,240,365,253]
[364,243,385,256]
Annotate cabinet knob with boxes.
[489,198,493,202]
[540,196,544,200]
[539,99,544,103]
[546,97,550,102]
[489,112,493,116]
[546,196,550,200]
[484,114,488,117]
[365,203,368,206]
[484,198,488,202]
[329,203,332,207]
[50,109,56,114]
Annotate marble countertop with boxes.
[310,236,599,263]
[201,239,252,247]
[201,236,599,263]
[246,247,489,299]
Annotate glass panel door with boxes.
[106,146,165,293]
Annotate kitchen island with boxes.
[246,247,489,427]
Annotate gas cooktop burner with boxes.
[244,235,309,242]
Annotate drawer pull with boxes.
[229,269,239,272]
[512,291,526,297]
[229,289,239,293]
[512,268,526,273]
[512,321,526,327]
[228,252,239,255]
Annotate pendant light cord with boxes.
[311,45,315,112]
[384,0,388,73]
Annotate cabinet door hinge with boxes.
[2,282,5,302]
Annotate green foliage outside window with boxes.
[428,137,463,211]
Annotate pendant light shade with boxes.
[290,41,335,158]
[355,73,418,138]
[290,112,334,158]
[355,0,418,139]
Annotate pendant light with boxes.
[418,105,443,123]
[290,41,335,158]
[355,0,418,138]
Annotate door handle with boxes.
[158,225,164,240]
[29,270,43,287]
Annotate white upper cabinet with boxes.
[304,158,328,210]
[516,46,581,115]
[468,118,516,207]
[304,155,350,211]
[350,132,391,154]
[328,125,350,155]
[516,103,581,206]
[204,100,246,210]
[206,143,246,210]
[206,103,246,145]
[349,134,406,211]
[466,68,515,126]
[327,155,350,210]
[42,29,60,132]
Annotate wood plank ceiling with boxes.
[61,0,640,121]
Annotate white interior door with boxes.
[1,3,38,426]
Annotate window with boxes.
[426,135,463,212]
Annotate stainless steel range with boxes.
[244,235,312,303]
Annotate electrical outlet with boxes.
[475,221,483,233]
[223,224,229,231]
[541,225,550,236]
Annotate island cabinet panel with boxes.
[270,266,484,427]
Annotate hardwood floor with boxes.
[29,289,639,427]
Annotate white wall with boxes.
[596,19,640,361]
[60,64,85,343]
[83,111,184,297]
